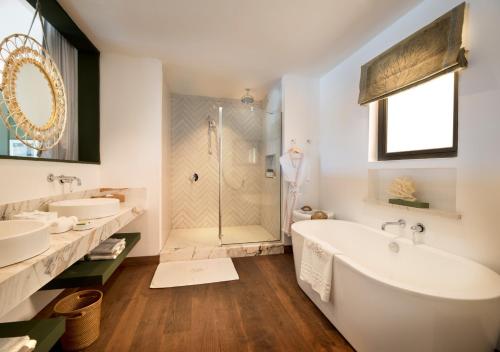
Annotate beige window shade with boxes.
[358,2,467,105]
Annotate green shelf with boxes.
[42,233,140,290]
[0,317,65,352]
[389,198,429,208]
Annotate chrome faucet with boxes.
[47,173,82,186]
[381,219,406,231]
[411,223,425,244]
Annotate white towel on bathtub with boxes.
[299,239,335,302]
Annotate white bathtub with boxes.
[291,220,500,352]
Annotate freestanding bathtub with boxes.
[291,220,500,352]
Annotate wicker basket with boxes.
[53,290,103,351]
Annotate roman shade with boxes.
[358,2,467,105]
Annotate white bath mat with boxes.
[150,258,239,288]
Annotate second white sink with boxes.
[49,198,120,220]
[0,220,50,268]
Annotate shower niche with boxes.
[265,154,277,178]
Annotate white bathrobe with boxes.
[280,151,309,235]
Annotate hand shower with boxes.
[208,117,217,155]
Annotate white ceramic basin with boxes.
[0,220,50,268]
[49,198,120,220]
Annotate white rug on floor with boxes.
[150,258,239,288]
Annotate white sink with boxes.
[49,198,120,220]
[0,220,50,268]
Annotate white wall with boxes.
[282,75,320,244]
[282,74,320,208]
[100,53,164,256]
[0,159,100,204]
[319,0,500,273]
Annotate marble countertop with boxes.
[0,205,144,317]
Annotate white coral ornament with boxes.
[389,177,417,202]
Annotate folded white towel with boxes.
[0,336,36,352]
[84,238,126,260]
[299,239,335,302]
[86,253,118,260]
[90,238,126,255]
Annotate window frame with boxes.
[377,72,459,161]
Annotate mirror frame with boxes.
[0,0,100,164]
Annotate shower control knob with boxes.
[191,173,199,183]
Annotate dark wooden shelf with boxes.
[42,233,140,290]
[0,317,65,352]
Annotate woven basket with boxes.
[53,290,103,351]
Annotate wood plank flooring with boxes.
[37,253,354,352]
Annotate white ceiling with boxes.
[59,0,421,99]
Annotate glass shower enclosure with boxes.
[170,89,282,246]
[216,98,282,245]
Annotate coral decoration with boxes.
[388,177,417,202]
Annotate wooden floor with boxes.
[38,253,354,352]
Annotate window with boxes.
[378,72,458,160]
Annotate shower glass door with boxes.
[219,97,282,245]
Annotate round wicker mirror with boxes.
[0,34,67,151]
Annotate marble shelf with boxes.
[0,205,144,318]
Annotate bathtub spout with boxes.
[381,219,406,231]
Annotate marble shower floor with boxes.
[161,225,283,262]
[165,225,277,247]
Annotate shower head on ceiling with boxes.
[241,88,254,105]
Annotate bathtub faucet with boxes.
[381,219,406,231]
[411,223,425,244]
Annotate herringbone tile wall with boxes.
[171,94,274,230]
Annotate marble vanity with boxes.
[0,188,145,317]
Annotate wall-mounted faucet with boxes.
[381,219,406,231]
[47,173,82,186]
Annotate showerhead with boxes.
[241,88,254,105]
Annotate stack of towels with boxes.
[0,336,36,352]
[86,238,126,260]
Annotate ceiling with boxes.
[59,0,421,99]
